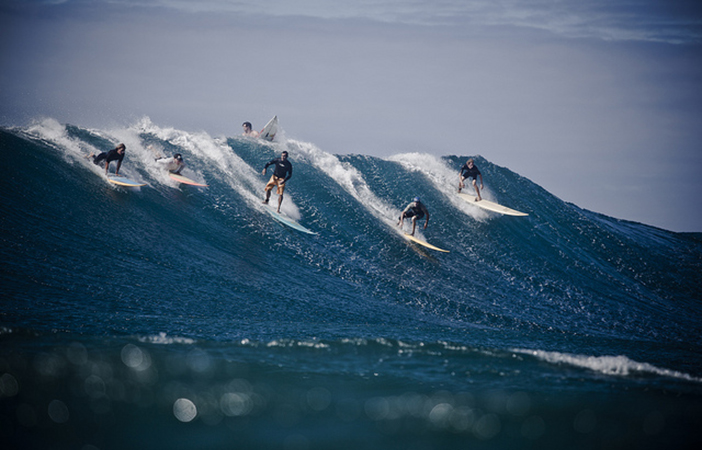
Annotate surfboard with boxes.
[266,207,317,235]
[169,173,208,187]
[260,116,278,141]
[404,233,450,253]
[107,175,146,187]
[457,192,528,216]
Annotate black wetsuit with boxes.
[93,149,124,166]
[402,201,429,220]
[460,163,481,180]
[265,157,293,181]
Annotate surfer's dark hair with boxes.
[242,122,252,128]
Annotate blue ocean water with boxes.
[1,118,701,449]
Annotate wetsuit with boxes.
[460,163,481,181]
[401,201,429,220]
[265,157,293,181]
[93,148,124,166]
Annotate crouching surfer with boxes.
[398,197,430,236]
[156,153,185,175]
[88,143,126,176]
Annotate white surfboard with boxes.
[169,173,208,187]
[404,233,449,253]
[266,207,317,235]
[457,192,528,216]
[260,116,279,141]
[107,175,146,187]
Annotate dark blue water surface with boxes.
[1,119,701,449]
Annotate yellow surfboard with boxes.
[108,175,146,187]
[169,173,208,187]
[404,233,450,253]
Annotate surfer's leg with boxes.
[410,217,417,236]
[92,152,107,165]
[277,194,283,213]
[473,179,481,201]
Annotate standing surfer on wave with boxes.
[458,158,484,201]
[398,197,430,236]
[88,143,126,176]
[262,151,293,213]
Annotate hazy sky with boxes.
[2,0,701,232]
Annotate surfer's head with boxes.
[467,158,474,166]
[242,122,252,131]
[414,197,420,203]
[281,151,288,159]
[116,143,126,153]
[174,153,183,161]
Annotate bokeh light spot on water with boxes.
[306,386,331,412]
[48,399,70,424]
[173,398,197,422]
[120,344,151,371]
[0,372,19,397]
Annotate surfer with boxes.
[262,151,293,213]
[398,197,430,236]
[242,122,260,138]
[155,153,185,175]
[458,158,484,201]
[88,143,126,176]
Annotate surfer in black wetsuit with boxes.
[89,143,126,176]
[262,151,293,213]
[398,197,430,236]
[458,158,484,201]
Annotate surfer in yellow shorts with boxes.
[262,151,293,213]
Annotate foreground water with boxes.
[1,118,701,449]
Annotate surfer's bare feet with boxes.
[263,199,269,204]
[458,187,462,193]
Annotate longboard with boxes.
[260,116,278,141]
[266,207,317,235]
[108,175,146,187]
[169,173,208,187]
[404,233,450,253]
[457,192,527,216]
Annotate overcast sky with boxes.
[2,0,701,232]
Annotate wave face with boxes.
[1,118,701,449]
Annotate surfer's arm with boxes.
[262,162,270,175]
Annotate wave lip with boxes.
[513,348,702,383]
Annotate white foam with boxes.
[285,139,403,232]
[513,348,702,383]
[139,332,195,345]
[387,152,490,221]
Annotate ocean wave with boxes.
[513,349,702,383]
